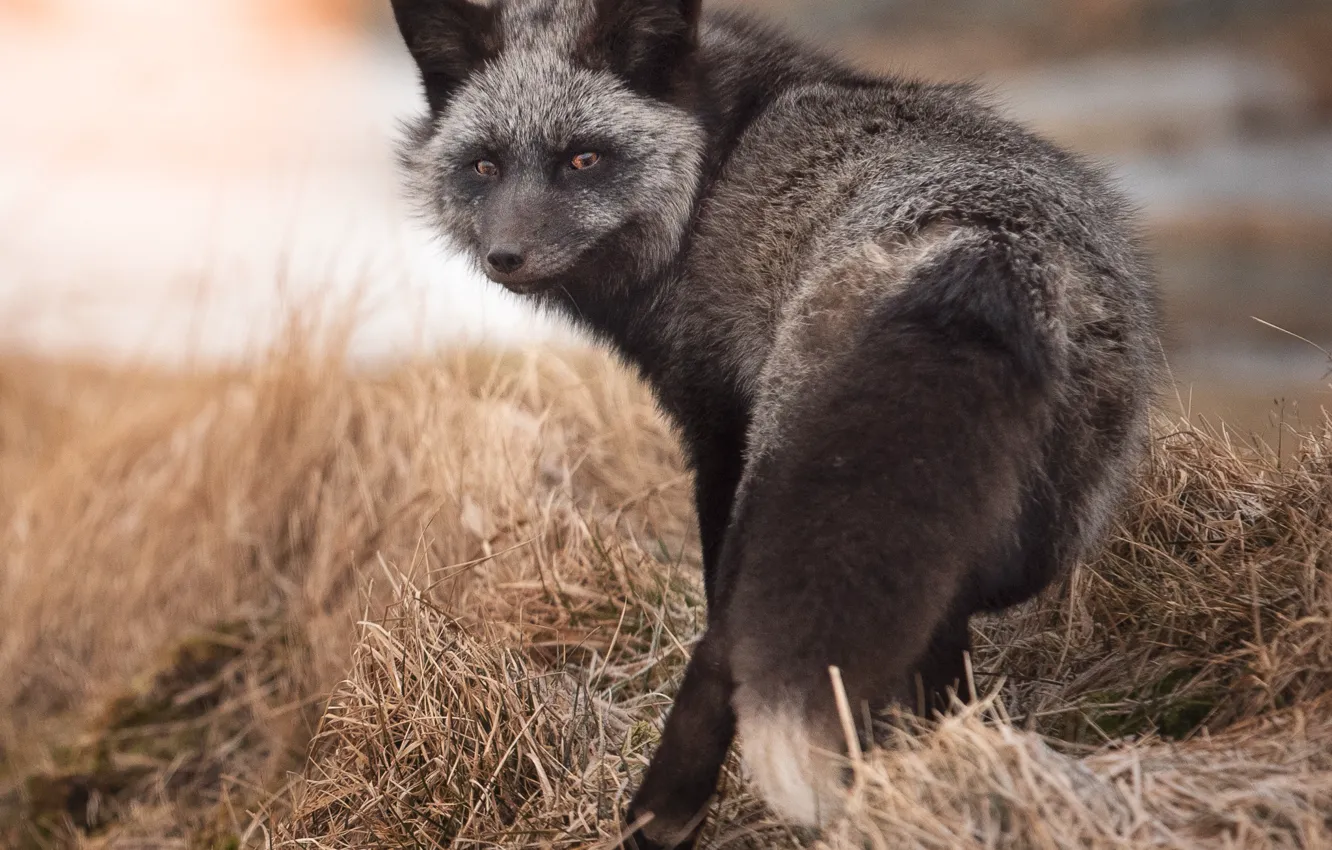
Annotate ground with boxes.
[0,328,1330,849]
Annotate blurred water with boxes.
[994,50,1332,432]
[1115,136,1332,215]
[0,20,1326,428]
[0,36,569,365]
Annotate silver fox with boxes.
[389,0,1162,846]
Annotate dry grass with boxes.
[982,417,1332,743]
[0,324,691,847]
[0,324,1329,848]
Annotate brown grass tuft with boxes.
[984,415,1332,743]
[282,587,634,848]
[0,330,690,847]
[1,329,1329,848]
[827,694,1332,849]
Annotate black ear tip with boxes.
[581,0,703,97]
[390,0,502,111]
[392,0,498,38]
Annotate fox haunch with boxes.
[389,1,1162,846]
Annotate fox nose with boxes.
[487,248,526,275]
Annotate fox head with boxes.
[392,0,707,296]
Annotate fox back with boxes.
[391,1,1161,847]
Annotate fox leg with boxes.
[623,629,736,850]
[912,611,973,716]
[690,435,746,608]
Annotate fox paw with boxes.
[615,806,703,850]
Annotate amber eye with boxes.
[474,159,499,177]
[570,152,601,171]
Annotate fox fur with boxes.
[388,0,1162,846]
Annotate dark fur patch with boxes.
[578,0,703,98]
[891,231,1057,382]
[391,0,503,114]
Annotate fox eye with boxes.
[474,159,499,177]
[570,152,601,171]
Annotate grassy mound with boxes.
[0,335,1328,848]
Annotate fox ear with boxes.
[581,0,703,98]
[390,0,502,113]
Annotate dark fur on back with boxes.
[388,1,1162,846]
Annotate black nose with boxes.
[487,248,525,275]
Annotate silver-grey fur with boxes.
[388,0,1162,846]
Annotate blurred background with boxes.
[1,0,1329,437]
